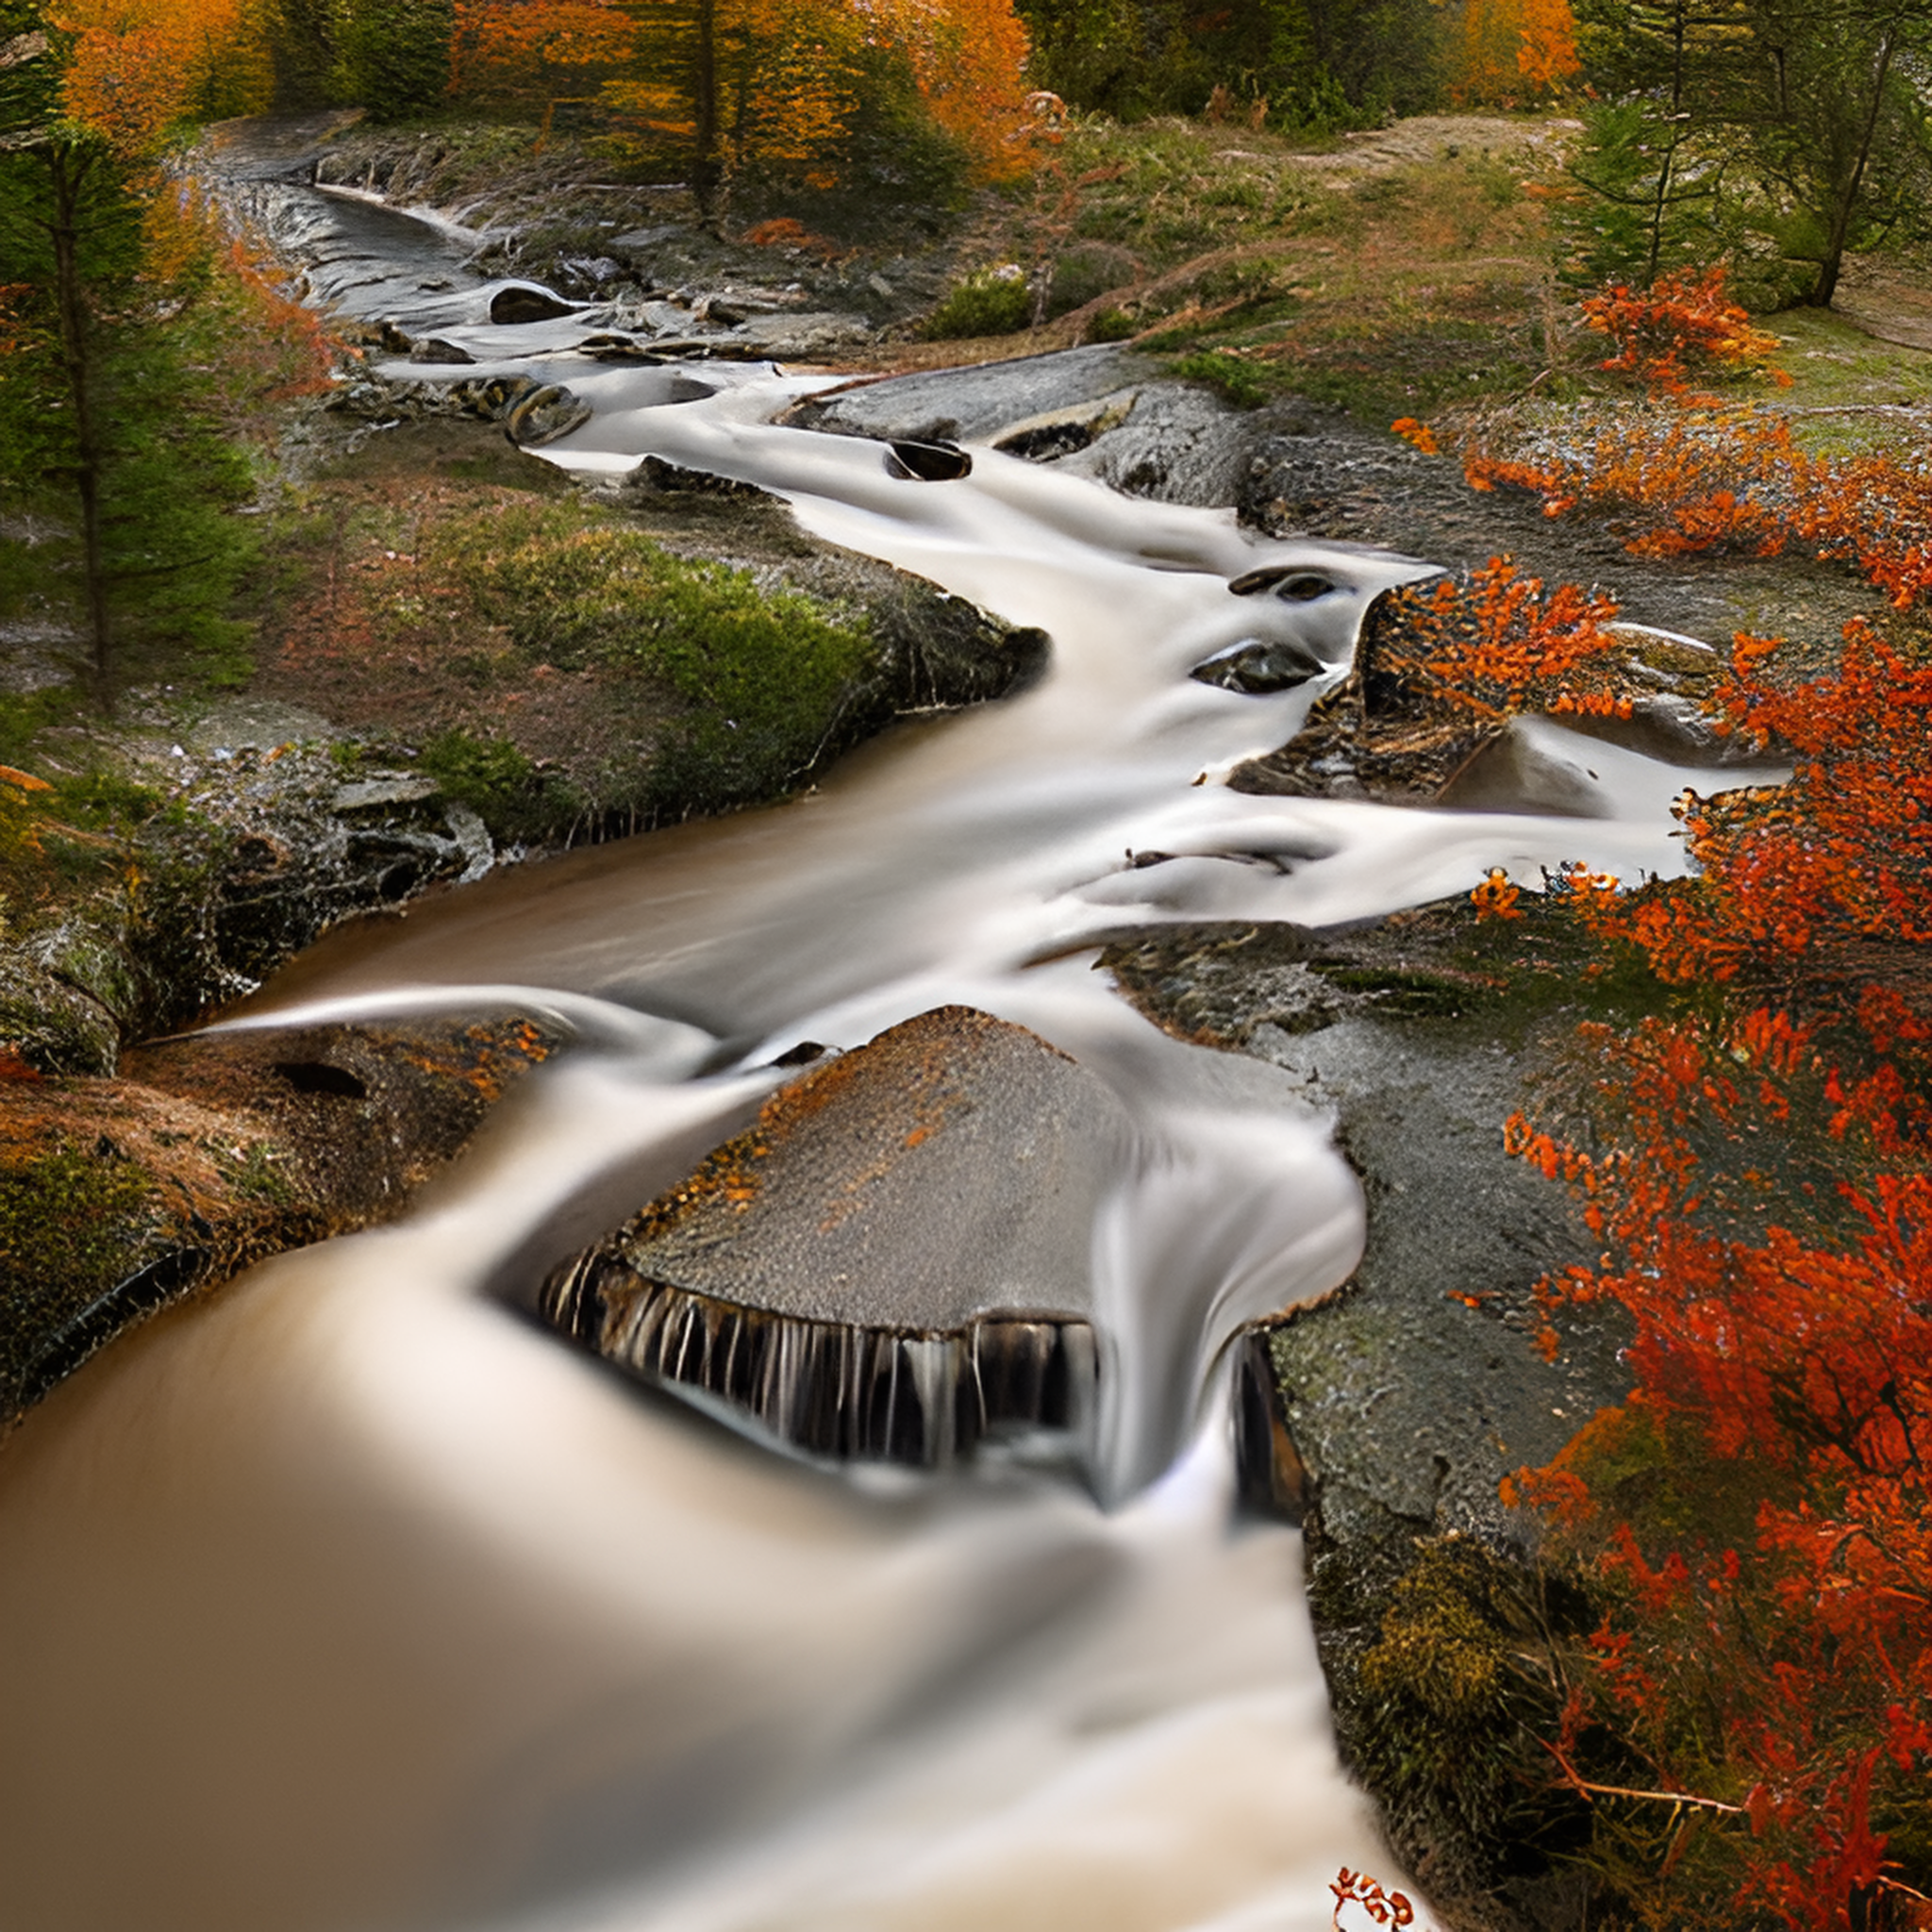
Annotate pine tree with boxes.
[0,3,256,704]
[1574,0,1932,306]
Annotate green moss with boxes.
[429,500,878,824]
[0,1143,160,1319]
[418,728,556,841]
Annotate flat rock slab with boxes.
[791,343,1161,445]
[541,1006,1132,1470]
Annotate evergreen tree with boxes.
[1574,0,1932,305]
[0,3,255,704]
[329,0,456,120]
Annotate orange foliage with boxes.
[450,0,636,105]
[1379,555,1626,721]
[1580,267,1789,399]
[1449,0,1579,104]
[1471,867,1524,922]
[875,0,1036,181]
[50,0,271,155]
[1502,618,1932,1924]
[1571,621,1932,977]
[1440,401,1932,612]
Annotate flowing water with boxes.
[0,178,1783,1932]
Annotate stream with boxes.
[0,172,1780,1932]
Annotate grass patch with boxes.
[1164,348,1280,408]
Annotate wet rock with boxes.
[1191,637,1327,695]
[489,283,581,325]
[538,1006,1130,1474]
[407,336,474,365]
[1056,383,1255,507]
[450,372,540,420]
[631,455,775,501]
[610,224,685,252]
[330,774,441,812]
[788,342,1158,443]
[377,321,415,354]
[0,1012,562,1429]
[1228,563,1342,601]
[729,311,872,358]
[504,383,592,448]
[991,390,1138,462]
[884,438,973,482]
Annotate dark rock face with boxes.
[538,1006,1128,1472]
[489,284,581,325]
[884,438,973,482]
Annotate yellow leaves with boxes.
[874,0,1036,181]
[52,0,272,155]
[451,1,637,103]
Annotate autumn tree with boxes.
[450,0,636,133]
[600,0,1034,225]
[1447,0,1580,104]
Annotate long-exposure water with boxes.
[0,175,1782,1932]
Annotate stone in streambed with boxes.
[407,337,474,365]
[505,383,592,448]
[1191,637,1327,695]
[885,439,973,482]
[489,283,582,325]
[539,1007,1129,1472]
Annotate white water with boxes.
[0,187,1787,1932]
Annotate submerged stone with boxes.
[1191,637,1327,694]
[884,439,973,482]
[489,284,580,325]
[538,1005,1131,1473]
[505,383,592,448]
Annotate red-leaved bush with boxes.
[1498,618,1932,1926]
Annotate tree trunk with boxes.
[45,142,111,707]
[691,0,721,227]
[1807,22,1898,308]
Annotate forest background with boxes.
[6,4,1932,1931]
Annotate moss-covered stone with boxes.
[0,1013,562,1430]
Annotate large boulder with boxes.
[539,1007,1132,1473]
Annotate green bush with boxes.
[921,266,1034,341]
[417,728,555,840]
